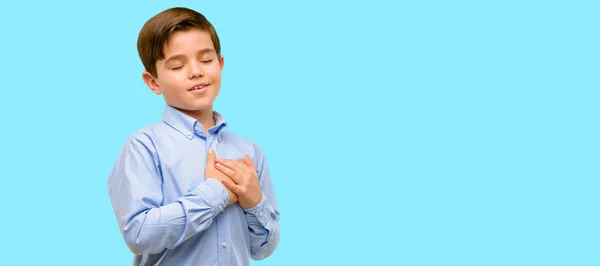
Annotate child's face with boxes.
[144,29,224,113]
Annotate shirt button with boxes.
[221,241,227,248]
[258,211,264,217]
[194,125,199,131]
[186,131,192,136]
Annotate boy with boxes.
[107,7,280,266]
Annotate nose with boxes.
[188,61,204,79]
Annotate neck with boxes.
[175,106,215,135]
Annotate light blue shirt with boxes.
[107,106,280,266]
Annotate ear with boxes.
[142,71,162,95]
[219,55,225,71]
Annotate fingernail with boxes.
[209,149,213,154]
[216,163,221,168]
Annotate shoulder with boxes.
[122,122,168,152]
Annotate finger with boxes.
[243,154,255,169]
[217,158,244,165]
[222,179,242,194]
[216,158,248,175]
[215,162,242,183]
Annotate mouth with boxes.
[188,83,209,93]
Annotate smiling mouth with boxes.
[189,83,209,91]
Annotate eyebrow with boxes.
[164,48,217,64]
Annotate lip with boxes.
[188,83,209,94]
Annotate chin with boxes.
[168,98,213,109]
[167,102,212,112]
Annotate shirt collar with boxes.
[162,105,227,141]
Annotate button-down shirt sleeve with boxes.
[242,143,280,260]
[107,133,229,255]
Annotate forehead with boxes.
[163,29,216,58]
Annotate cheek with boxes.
[207,66,222,81]
[160,72,186,87]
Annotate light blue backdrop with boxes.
[0,1,598,265]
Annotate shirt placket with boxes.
[209,130,231,265]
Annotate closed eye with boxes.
[171,66,183,70]
[201,59,213,64]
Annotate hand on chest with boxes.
[159,141,256,201]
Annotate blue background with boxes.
[1,0,598,265]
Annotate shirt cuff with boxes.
[198,178,229,214]
[242,192,272,225]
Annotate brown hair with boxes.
[137,7,221,77]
